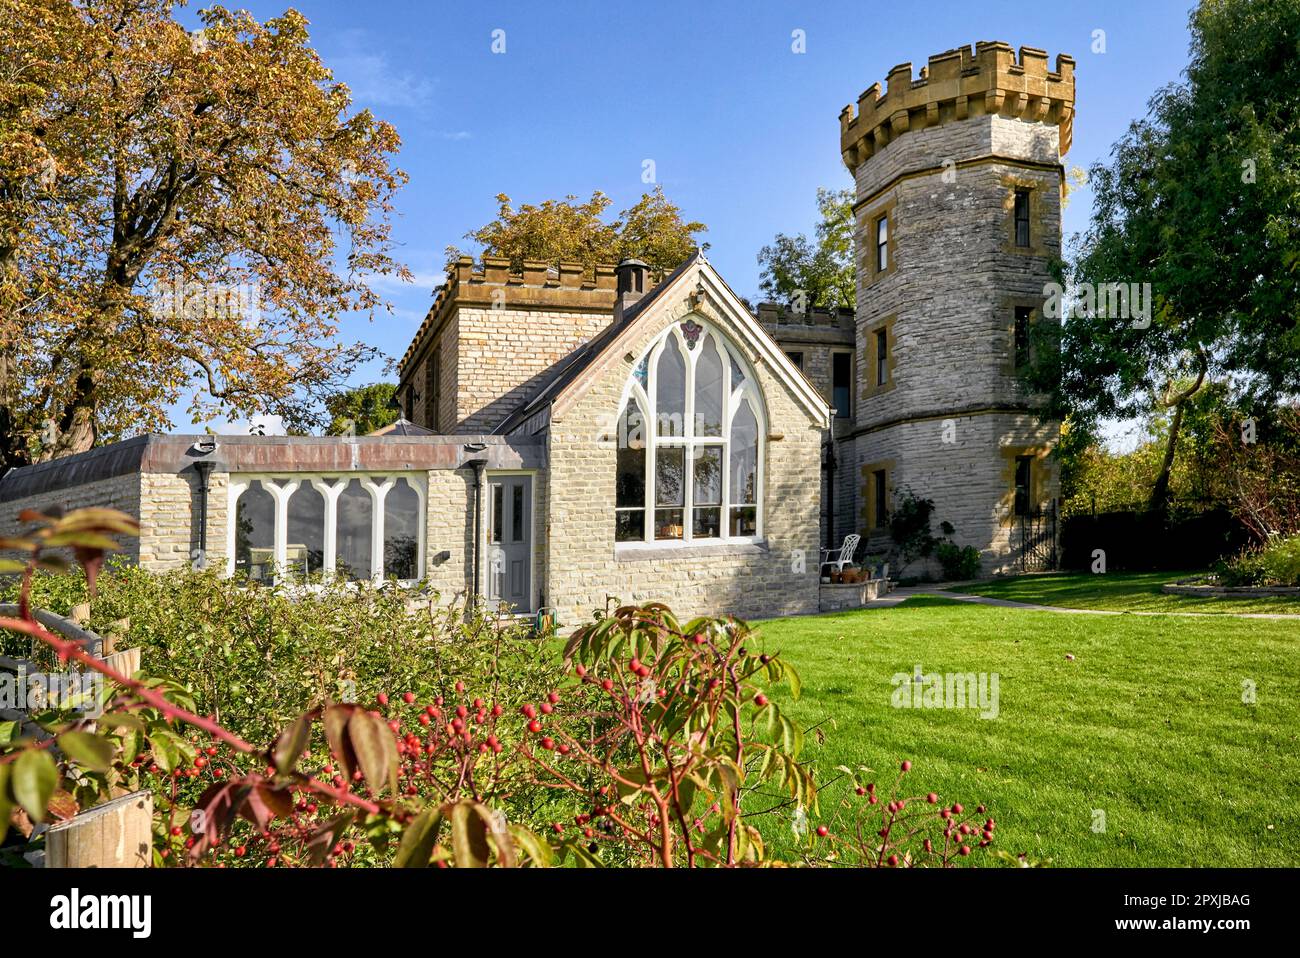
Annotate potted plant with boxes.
[842,564,862,584]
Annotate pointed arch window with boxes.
[615,321,765,544]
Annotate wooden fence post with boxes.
[45,789,153,868]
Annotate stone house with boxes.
[0,41,1073,622]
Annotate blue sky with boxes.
[172,0,1198,436]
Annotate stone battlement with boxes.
[756,302,855,331]
[839,41,1075,171]
[400,256,661,372]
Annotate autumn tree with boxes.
[0,0,409,471]
[1025,0,1300,511]
[451,185,706,273]
[756,187,855,311]
[324,382,398,436]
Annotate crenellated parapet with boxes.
[839,41,1075,172]
[400,257,660,374]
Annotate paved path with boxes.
[862,586,1300,620]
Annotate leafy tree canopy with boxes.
[324,382,398,436]
[756,187,854,311]
[1026,0,1300,508]
[0,0,409,470]
[450,185,706,273]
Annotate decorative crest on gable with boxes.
[679,319,703,350]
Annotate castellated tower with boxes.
[838,42,1075,574]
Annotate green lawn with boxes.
[752,596,1299,866]
[948,570,1300,615]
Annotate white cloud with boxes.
[211,413,286,437]
[326,30,436,111]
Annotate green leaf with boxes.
[449,800,492,868]
[348,709,398,794]
[0,764,12,845]
[12,749,57,822]
[57,731,114,772]
[393,806,443,868]
[783,661,802,700]
[97,713,145,732]
[272,713,311,776]
[0,720,21,746]
[509,824,553,868]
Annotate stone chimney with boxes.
[614,258,650,322]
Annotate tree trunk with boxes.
[1147,399,1185,514]
[1147,363,1208,514]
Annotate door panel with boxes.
[487,475,533,612]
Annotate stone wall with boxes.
[455,305,611,433]
[0,472,142,563]
[847,109,1065,575]
[398,258,621,435]
[424,467,475,601]
[544,305,824,624]
[851,411,1059,574]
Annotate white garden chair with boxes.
[820,534,861,576]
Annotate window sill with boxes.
[614,539,769,562]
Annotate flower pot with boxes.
[830,571,843,584]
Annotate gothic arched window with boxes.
[615,321,765,544]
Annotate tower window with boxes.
[1014,455,1033,516]
[1013,189,1031,248]
[832,351,852,419]
[875,214,889,272]
[1014,306,1032,369]
[785,350,804,371]
[875,329,888,386]
[873,469,888,528]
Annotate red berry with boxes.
[951,803,963,814]
[887,854,899,867]
[521,703,536,718]
[455,681,465,693]
[815,825,829,837]
[402,692,415,704]
[927,792,938,804]
[601,679,614,691]
[547,691,560,704]
[528,719,542,733]
[754,693,768,707]
[376,692,388,706]
[959,845,971,856]
[900,760,912,772]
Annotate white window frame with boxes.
[616,320,766,549]
[226,472,427,585]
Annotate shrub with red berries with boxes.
[803,761,997,867]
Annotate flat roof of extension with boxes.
[0,433,542,502]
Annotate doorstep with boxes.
[819,578,887,613]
